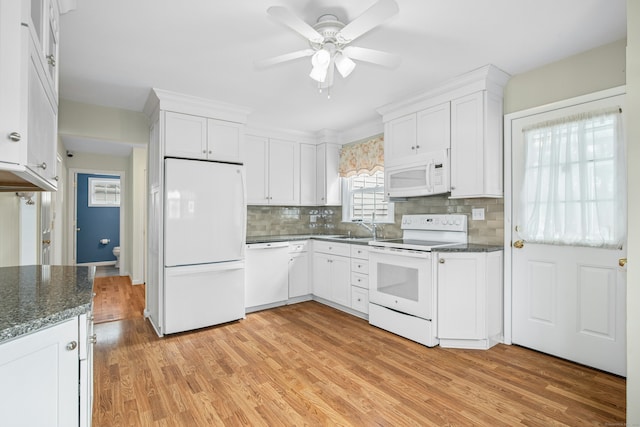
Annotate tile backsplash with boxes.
[247,195,504,245]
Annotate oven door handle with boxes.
[369,246,431,259]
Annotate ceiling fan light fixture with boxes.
[309,49,331,82]
[335,53,356,78]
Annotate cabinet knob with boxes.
[42,239,51,245]
[439,258,445,264]
[411,146,415,150]
[54,176,59,181]
[66,341,78,351]
[8,132,21,142]
[37,162,47,170]
[208,150,212,154]
[416,145,420,149]
[46,54,56,67]
[203,150,207,154]
[90,334,97,344]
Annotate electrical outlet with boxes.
[472,208,485,221]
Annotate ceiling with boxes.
[59,0,627,141]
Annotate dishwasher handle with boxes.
[246,241,289,249]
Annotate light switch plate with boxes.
[472,208,485,221]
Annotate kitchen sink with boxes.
[315,235,373,242]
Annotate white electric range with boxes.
[367,214,468,346]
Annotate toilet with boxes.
[112,246,121,268]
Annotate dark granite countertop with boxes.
[246,235,374,246]
[0,265,95,344]
[433,244,504,252]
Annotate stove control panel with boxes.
[400,214,467,232]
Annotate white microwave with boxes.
[385,149,450,198]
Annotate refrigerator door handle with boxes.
[166,261,245,276]
[239,167,247,257]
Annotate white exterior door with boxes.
[510,93,627,376]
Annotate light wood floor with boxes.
[92,276,626,426]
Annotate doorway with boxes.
[504,87,627,376]
[69,169,125,274]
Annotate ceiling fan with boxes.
[255,0,401,94]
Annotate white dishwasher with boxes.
[245,242,290,312]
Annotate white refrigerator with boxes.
[163,158,246,334]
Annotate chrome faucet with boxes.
[354,213,378,240]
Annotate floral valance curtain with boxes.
[338,136,384,178]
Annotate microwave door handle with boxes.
[426,160,434,192]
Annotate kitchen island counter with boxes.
[0,265,95,344]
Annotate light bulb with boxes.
[335,53,356,78]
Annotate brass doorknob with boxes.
[513,240,524,249]
[619,258,627,267]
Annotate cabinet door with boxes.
[384,114,416,166]
[26,35,57,187]
[289,251,310,298]
[0,2,28,166]
[416,102,450,154]
[164,111,207,159]
[299,143,316,205]
[450,91,485,198]
[313,253,332,300]
[316,143,341,206]
[330,255,351,307]
[207,118,243,163]
[0,318,80,427]
[437,252,486,340]
[268,138,300,205]
[244,134,269,204]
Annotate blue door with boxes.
[76,173,120,264]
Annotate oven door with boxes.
[368,247,434,319]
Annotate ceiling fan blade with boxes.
[254,49,315,69]
[337,0,399,43]
[267,6,324,44]
[343,46,401,68]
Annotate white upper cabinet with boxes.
[208,119,243,164]
[245,134,299,205]
[299,143,317,205]
[0,0,62,191]
[164,112,207,159]
[164,111,244,163]
[385,102,450,167]
[450,90,504,198]
[378,65,509,199]
[316,143,341,206]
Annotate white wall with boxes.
[0,194,20,267]
[626,0,639,422]
[59,100,149,283]
[504,39,626,114]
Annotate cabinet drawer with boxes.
[289,241,308,253]
[351,259,369,275]
[350,245,369,260]
[351,272,368,289]
[313,241,350,257]
[351,286,369,314]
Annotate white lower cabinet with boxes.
[350,245,369,314]
[313,242,351,307]
[0,314,93,427]
[288,241,311,300]
[437,250,503,349]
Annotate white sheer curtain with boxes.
[519,107,626,249]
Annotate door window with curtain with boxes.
[339,136,394,222]
[519,107,626,249]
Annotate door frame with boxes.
[503,85,626,345]
[67,168,126,274]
